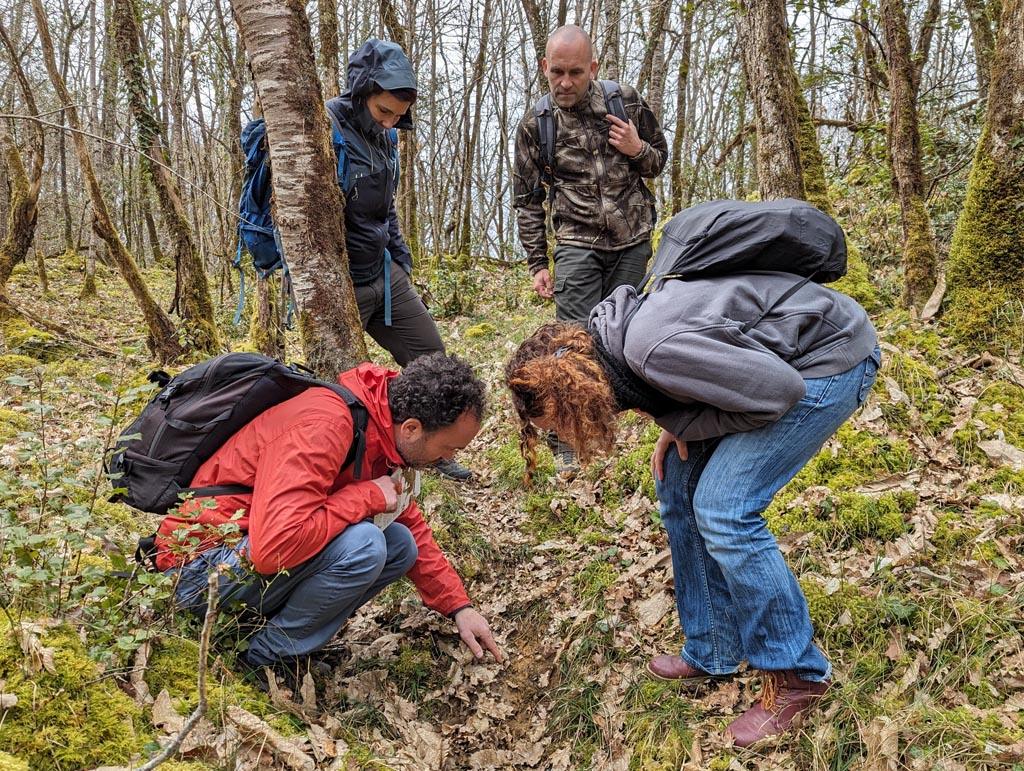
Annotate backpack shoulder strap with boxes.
[599,80,627,122]
[324,383,369,478]
[386,127,400,188]
[325,108,351,192]
[534,94,555,175]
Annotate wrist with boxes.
[448,604,473,620]
[629,142,646,160]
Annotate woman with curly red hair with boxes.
[505,273,879,748]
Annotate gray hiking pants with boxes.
[552,240,653,322]
[354,266,445,366]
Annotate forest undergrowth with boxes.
[0,242,1022,771]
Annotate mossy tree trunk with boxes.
[963,0,996,101]
[880,0,939,312]
[231,0,366,379]
[111,0,220,356]
[317,0,341,99]
[794,82,834,217]
[945,0,1024,347]
[30,0,184,363]
[736,0,805,201]
[669,4,694,214]
[379,1,420,259]
[0,19,45,317]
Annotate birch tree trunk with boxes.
[231,0,367,378]
[30,0,184,362]
[735,0,805,200]
[946,0,1024,344]
[880,0,937,311]
[112,0,220,355]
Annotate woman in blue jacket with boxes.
[327,40,470,480]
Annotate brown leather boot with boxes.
[726,670,831,748]
[646,655,727,686]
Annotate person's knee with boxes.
[322,523,389,576]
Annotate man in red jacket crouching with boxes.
[154,353,501,677]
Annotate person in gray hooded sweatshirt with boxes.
[326,39,471,480]
[504,273,880,748]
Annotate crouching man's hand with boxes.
[453,606,503,662]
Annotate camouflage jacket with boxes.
[512,81,668,274]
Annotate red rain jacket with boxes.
[154,363,470,616]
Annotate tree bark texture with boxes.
[0,18,44,310]
[880,0,937,311]
[230,0,367,378]
[318,0,341,98]
[112,0,220,355]
[946,0,1024,342]
[735,0,805,201]
[0,132,38,313]
[30,0,184,362]
[963,0,995,100]
[669,3,694,214]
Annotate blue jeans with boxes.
[655,349,880,681]
[170,521,418,666]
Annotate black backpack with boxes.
[106,352,368,517]
[631,198,848,333]
[534,80,627,223]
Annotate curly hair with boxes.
[504,322,618,483]
[389,353,486,431]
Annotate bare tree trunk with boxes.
[736,0,805,200]
[636,0,669,98]
[880,0,937,311]
[0,18,44,313]
[318,0,341,98]
[31,0,184,362]
[602,0,621,80]
[518,0,547,75]
[231,0,367,378]
[669,3,694,214]
[946,0,1024,342]
[112,0,220,354]
[963,0,995,100]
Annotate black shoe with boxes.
[237,654,330,695]
[431,458,473,480]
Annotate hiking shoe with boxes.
[237,654,331,695]
[646,655,724,686]
[553,442,578,480]
[726,670,832,748]
[430,458,473,481]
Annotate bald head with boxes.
[546,25,594,61]
[542,25,597,109]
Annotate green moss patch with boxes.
[0,622,147,770]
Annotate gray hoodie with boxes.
[589,272,878,441]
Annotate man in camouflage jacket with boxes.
[512,24,668,324]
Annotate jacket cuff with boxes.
[448,604,473,620]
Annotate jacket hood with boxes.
[339,362,403,468]
[589,284,640,362]
[342,38,416,131]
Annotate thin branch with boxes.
[0,111,238,223]
[130,571,218,771]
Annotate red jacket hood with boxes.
[339,362,402,468]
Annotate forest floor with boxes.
[1,250,1023,771]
